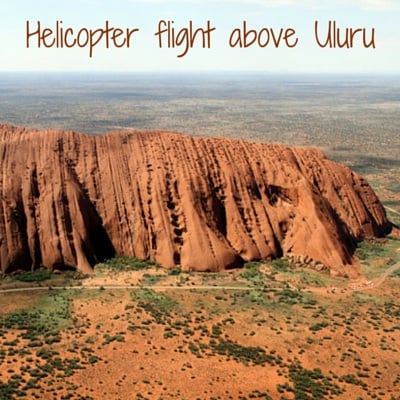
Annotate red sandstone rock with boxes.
[0,125,391,276]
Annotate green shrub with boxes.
[101,255,157,271]
[281,362,344,399]
[131,289,177,324]
[12,269,52,282]
[309,321,329,332]
[240,262,264,284]
[355,240,389,261]
[209,339,277,366]
[271,258,292,272]
[169,268,181,276]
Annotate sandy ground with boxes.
[1,246,400,399]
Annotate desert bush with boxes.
[169,268,181,276]
[101,255,157,271]
[355,240,389,261]
[309,321,329,332]
[277,288,305,305]
[340,374,367,388]
[280,363,344,399]
[142,273,163,285]
[11,268,52,283]
[131,289,177,325]
[271,258,292,272]
[209,339,276,366]
[241,262,264,283]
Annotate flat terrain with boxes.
[0,237,399,400]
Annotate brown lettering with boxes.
[25,20,140,57]
[229,21,299,49]
[154,20,215,58]
[315,20,375,49]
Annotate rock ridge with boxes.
[0,125,391,276]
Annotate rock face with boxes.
[0,125,391,276]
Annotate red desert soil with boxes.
[0,125,391,276]
[2,278,400,400]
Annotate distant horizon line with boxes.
[0,70,399,76]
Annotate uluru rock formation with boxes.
[0,124,391,277]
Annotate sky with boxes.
[1,0,399,72]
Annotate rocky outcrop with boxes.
[0,125,391,276]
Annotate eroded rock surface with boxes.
[0,125,391,276]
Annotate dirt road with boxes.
[0,284,254,294]
[1,248,399,295]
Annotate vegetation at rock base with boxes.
[101,255,157,271]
